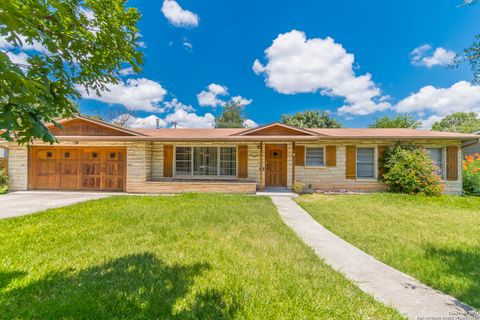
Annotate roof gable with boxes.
[234,122,320,136]
[48,117,143,136]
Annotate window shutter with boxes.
[326,146,336,167]
[377,146,387,179]
[295,145,305,166]
[346,146,356,179]
[163,145,173,177]
[446,146,458,181]
[238,145,248,178]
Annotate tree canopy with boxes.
[214,101,247,128]
[0,0,143,144]
[431,112,480,133]
[281,110,342,128]
[368,114,421,129]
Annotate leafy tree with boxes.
[369,114,421,129]
[431,112,480,133]
[465,34,480,84]
[0,0,143,144]
[281,110,342,128]
[214,101,247,128]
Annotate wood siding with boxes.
[49,118,131,136]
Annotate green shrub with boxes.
[0,169,8,191]
[292,181,304,194]
[463,153,480,195]
[381,144,441,196]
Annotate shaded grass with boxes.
[296,193,480,309]
[0,194,402,319]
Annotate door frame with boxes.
[264,144,287,187]
[28,146,127,191]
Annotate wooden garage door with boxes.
[29,147,126,191]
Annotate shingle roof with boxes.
[130,127,479,141]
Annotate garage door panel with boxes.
[30,147,125,191]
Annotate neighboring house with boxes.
[463,130,480,157]
[1,117,479,194]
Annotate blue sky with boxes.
[77,0,480,129]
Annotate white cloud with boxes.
[410,44,456,68]
[119,67,135,76]
[243,119,258,128]
[196,83,253,108]
[394,81,480,116]
[77,78,167,112]
[231,96,252,106]
[165,109,215,128]
[197,83,228,107]
[116,114,167,129]
[183,40,193,51]
[162,98,194,112]
[0,34,48,54]
[6,51,29,66]
[253,30,390,116]
[420,115,443,130]
[161,0,199,28]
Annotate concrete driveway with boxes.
[0,191,116,219]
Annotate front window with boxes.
[426,148,443,178]
[306,148,324,166]
[357,148,375,178]
[175,146,236,177]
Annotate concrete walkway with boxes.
[0,191,114,219]
[271,196,476,320]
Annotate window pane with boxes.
[194,147,218,176]
[426,148,443,177]
[357,148,374,178]
[175,147,191,176]
[306,148,324,166]
[220,147,236,176]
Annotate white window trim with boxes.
[305,146,326,167]
[356,146,378,181]
[173,145,238,179]
[424,146,446,181]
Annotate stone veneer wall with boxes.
[5,139,463,194]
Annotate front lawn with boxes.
[0,194,401,319]
[296,193,480,309]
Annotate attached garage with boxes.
[28,147,126,191]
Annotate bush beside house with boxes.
[0,169,8,193]
[463,153,480,195]
[380,144,442,196]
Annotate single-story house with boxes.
[463,130,480,157]
[1,116,479,194]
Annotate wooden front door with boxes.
[29,147,126,191]
[265,144,287,187]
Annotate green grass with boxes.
[0,194,401,319]
[296,193,480,309]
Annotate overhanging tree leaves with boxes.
[368,114,421,129]
[0,0,143,144]
[281,110,342,128]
